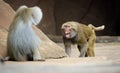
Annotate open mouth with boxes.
[65,32,71,38]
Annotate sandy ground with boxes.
[57,43,120,62]
[0,43,120,73]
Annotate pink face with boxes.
[64,26,71,38]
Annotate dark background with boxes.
[4,0,120,36]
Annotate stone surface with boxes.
[0,0,15,58]
[33,26,67,58]
[0,0,15,30]
[4,0,115,35]
[0,57,120,73]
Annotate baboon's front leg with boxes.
[79,43,88,57]
[64,43,72,57]
[33,48,45,61]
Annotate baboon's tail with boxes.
[88,24,105,31]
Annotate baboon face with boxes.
[61,25,77,39]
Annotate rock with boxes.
[0,0,15,58]
[0,0,15,30]
[33,26,67,59]
[0,27,7,58]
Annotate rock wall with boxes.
[0,0,15,58]
[4,0,117,36]
[4,0,56,35]
[54,0,114,35]
[37,0,56,35]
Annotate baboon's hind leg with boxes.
[87,36,95,57]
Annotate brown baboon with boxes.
[61,21,105,57]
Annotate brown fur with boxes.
[61,21,105,57]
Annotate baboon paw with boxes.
[34,58,45,61]
[34,57,45,61]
